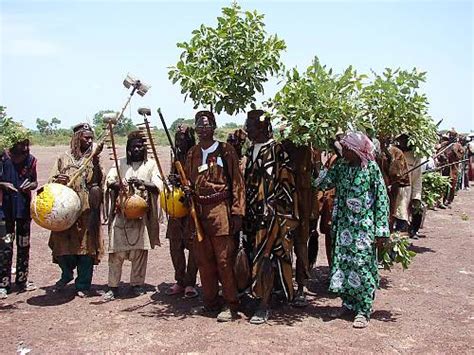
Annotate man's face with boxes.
[195,117,215,142]
[129,139,145,162]
[80,131,94,152]
[11,142,29,165]
[244,119,259,143]
[396,135,409,151]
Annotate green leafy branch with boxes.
[168,3,286,115]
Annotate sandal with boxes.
[249,308,270,325]
[184,286,199,299]
[353,314,369,328]
[292,292,308,308]
[165,283,185,296]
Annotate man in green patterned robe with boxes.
[314,132,390,328]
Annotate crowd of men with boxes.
[0,111,472,329]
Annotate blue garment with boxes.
[1,154,37,219]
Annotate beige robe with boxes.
[106,157,162,253]
[395,151,422,222]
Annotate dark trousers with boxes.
[167,218,198,288]
[410,209,423,235]
[0,218,31,290]
[56,255,94,291]
[194,235,239,311]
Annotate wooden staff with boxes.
[137,108,169,192]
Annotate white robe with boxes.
[394,151,422,222]
[106,157,162,253]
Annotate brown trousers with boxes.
[167,217,198,287]
[294,188,312,286]
[447,167,459,203]
[194,234,239,311]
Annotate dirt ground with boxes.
[1,145,473,354]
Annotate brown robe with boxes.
[185,141,245,310]
[377,145,410,227]
[185,142,245,236]
[282,141,313,286]
[48,151,104,264]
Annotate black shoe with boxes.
[103,288,118,301]
[249,307,270,325]
[76,290,91,298]
[132,285,146,296]
[17,281,37,293]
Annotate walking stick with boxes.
[157,108,205,242]
[136,107,169,192]
[401,142,455,177]
[423,158,470,174]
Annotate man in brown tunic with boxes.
[444,130,464,205]
[377,137,410,230]
[280,138,313,307]
[165,124,198,298]
[185,111,245,322]
[48,123,104,297]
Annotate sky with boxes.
[0,0,473,132]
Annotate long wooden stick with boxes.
[67,134,107,188]
[157,108,205,242]
[140,116,169,192]
[174,160,205,242]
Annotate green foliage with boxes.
[168,2,286,115]
[93,110,136,137]
[170,118,195,132]
[36,117,62,135]
[0,106,31,151]
[269,57,365,149]
[30,131,71,146]
[361,68,438,157]
[222,122,239,129]
[380,233,417,271]
[421,172,451,209]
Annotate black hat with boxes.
[72,123,93,133]
[195,110,216,127]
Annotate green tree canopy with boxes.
[361,68,438,157]
[0,106,31,151]
[270,57,365,149]
[170,117,195,132]
[168,2,286,115]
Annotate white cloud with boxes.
[1,14,61,57]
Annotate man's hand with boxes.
[0,182,18,192]
[230,215,243,235]
[54,174,70,185]
[20,180,38,192]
